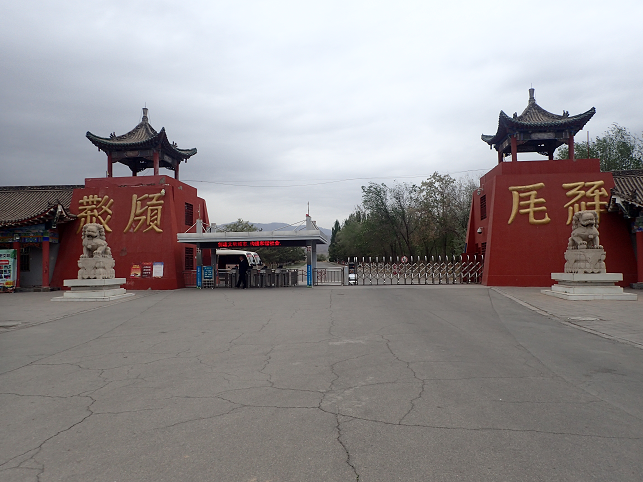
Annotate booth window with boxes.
[480,195,487,220]
[185,247,194,270]
[185,203,193,226]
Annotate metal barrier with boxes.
[347,255,483,285]
[185,258,481,288]
[314,268,344,286]
[183,268,299,288]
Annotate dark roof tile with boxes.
[0,185,81,228]
[611,170,643,208]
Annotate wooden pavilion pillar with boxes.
[510,135,517,162]
[175,161,180,180]
[497,150,503,164]
[153,151,160,176]
[12,241,20,288]
[42,240,50,289]
[567,136,575,160]
[107,152,113,177]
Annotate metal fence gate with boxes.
[184,256,483,288]
[313,268,344,286]
[348,255,483,285]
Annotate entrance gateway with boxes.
[177,215,329,287]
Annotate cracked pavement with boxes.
[1,286,642,481]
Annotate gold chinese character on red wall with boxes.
[124,190,166,233]
[508,183,551,225]
[562,181,609,224]
[76,195,114,233]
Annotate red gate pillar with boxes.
[567,136,575,160]
[153,151,160,176]
[174,162,180,180]
[107,152,113,177]
[42,240,50,289]
[637,231,643,284]
[12,241,20,288]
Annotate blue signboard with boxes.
[196,266,202,288]
[203,266,213,280]
[307,264,312,287]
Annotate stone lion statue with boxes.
[81,223,112,258]
[78,223,115,279]
[568,210,601,250]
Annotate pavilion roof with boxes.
[482,89,595,148]
[0,185,81,228]
[86,110,197,160]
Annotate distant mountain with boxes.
[221,222,331,254]
[252,222,331,237]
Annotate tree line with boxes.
[556,123,643,171]
[329,173,477,262]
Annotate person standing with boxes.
[236,255,250,289]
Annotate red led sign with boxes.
[218,241,281,248]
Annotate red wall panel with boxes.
[465,159,637,286]
[51,175,209,290]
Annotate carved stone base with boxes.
[78,256,116,280]
[52,278,134,302]
[564,248,606,274]
[542,273,637,301]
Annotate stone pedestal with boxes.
[52,278,134,302]
[78,256,115,279]
[564,248,605,274]
[542,273,637,301]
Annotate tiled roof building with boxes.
[0,185,80,228]
[609,169,643,288]
[610,170,643,212]
[0,185,81,291]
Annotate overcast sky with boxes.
[2,0,642,228]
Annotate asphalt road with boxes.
[1,286,642,481]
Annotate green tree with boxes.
[417,173,477,258]
[361,182,420,257]
[556,123,643,171]
[331,210,369,261]
[328,220,342,262]
[218,219,257,232]
[257,246,305,266]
